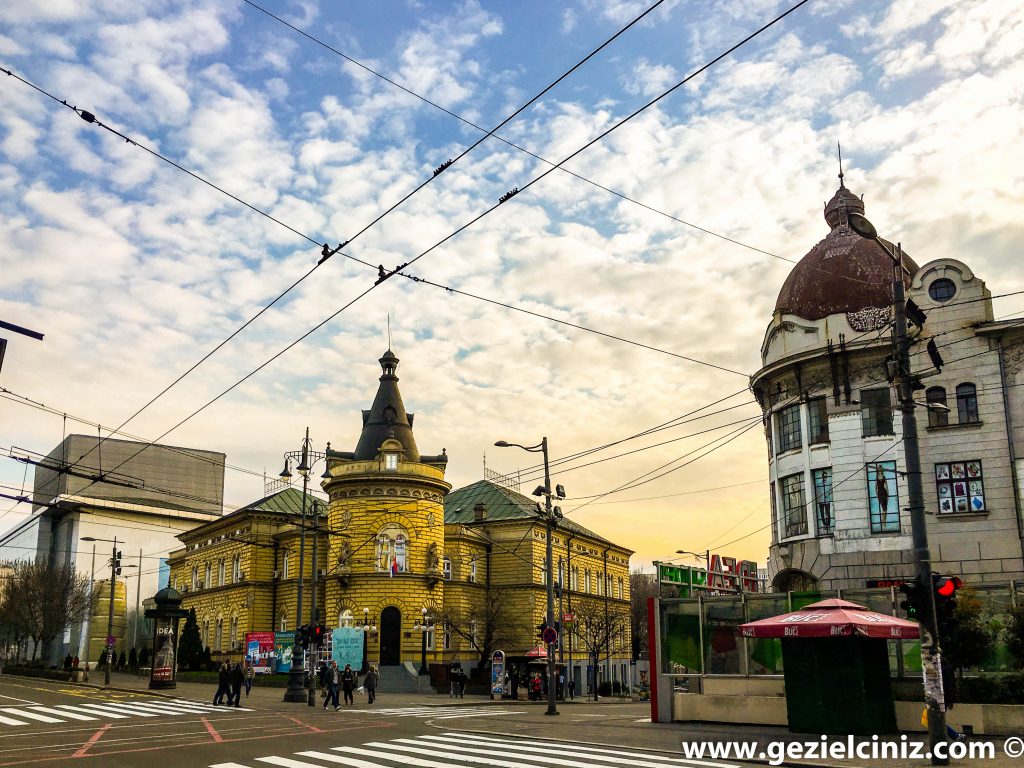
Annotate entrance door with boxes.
[379,606,401,665]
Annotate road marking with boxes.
[0,707,63,723]
[0,714,28,726]
[72,724,111,758]
[202,716,224,743]
[27,706,98,721]
[55,704,128,719]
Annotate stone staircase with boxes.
[375,662,429,693]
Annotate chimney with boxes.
[473,502,487,521]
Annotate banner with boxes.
[331,627,363,671]
[245,631,275,673]
[274,630,295,673]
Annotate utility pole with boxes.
[79,544,96,672]
[848,213,948,764]
[133,549,142,651]
[105,538,119,686]
[307,498,319,707]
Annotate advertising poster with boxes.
[274,630,295,673]
[152,618,176,682]
[491,650,505,696]
[245,631,276,673]
[331,627,363,671]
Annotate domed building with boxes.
[752,177,1024,592]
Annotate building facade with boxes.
[0,434,225,663]
[169,349,633,686]
[752,179,1024,591]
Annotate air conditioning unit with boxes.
[273,570,280,579]
[231,641,242,651]
[317,569,327,578]
[238,572,245,582]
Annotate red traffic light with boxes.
[935,575,962,597]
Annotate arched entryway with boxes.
[379,606,401,665]
[773,569,818,593]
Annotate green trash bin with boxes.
[782,636,897,735]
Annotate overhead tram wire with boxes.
[35,2,809,506]
[0,0,682,472]
[242,0,799,272]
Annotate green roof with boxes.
[243,487,325,516]
[444,480,614,546]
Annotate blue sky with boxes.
[1,0,1022,570]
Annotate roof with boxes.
[241,487,325,515]
[774,182,918,321]
[353,349,421,462]
[445,480,621,549]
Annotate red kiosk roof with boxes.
[739,598,920,640]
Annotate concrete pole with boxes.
[79,544,95,670]
[133,549,142,651]
[542,437,558,717]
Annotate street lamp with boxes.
[279,427,330,706]
[495,437,560,717]
[80,535,128,686]
[413,607,431,675]
[360,608,376,674]
[847,210,947,762]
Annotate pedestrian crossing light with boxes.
[312,624,325,647]
[898,579,925,620]
[932,573,962,638]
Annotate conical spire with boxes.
[352,349,421,461]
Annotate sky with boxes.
[1,0,1022,574]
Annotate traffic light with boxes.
[297,624,310,648]
[933,573,962,638]
[311,624,325,647]
[536,621,548,640]
[898,579,926,620]
[113,550,123,576]
[554,581,562,599]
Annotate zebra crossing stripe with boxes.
[58,704,130,719]
[0,714,28,726]
[298,750,391,766]
[254,757,333,767]
[422,734,735,768]
[75,702,161,717]
[0,707,63,724]
[27,706,99,721]
[430,711,510,719]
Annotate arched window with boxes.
[469,559,477,583]
[229,616,238,649]
[443,557,452,580]
[214,618,223,652]
[282,552,290,579]
[191,566,198,590]
[232,554,242,583]
[279,611,288,632]
[956,383,979,424]
[218,559,225,586]
[376,526,409,573]
[584,570,591,593]
[926,386,948,427]
[204,562,212,589]
[339,609,354,628]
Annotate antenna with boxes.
[837,141,844,186]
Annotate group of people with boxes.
[449,667,468,698]
[213,660,255,706]
[319,661,379,710]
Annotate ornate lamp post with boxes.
[413,607,431,675]
[495,437,562,717]
[360,608,376,674]
[81,536,136,685]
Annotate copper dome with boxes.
[774,183,917,321]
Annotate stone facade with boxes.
[752,183,1024,591]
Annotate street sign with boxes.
[542,626,558,644]
[562,612,574,623]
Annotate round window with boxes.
[928,278,956,303]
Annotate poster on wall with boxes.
[152,618,176,682]
[245,632,275,673]
[331,627,363,671]
[274,631,295,673]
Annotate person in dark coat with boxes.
[213,662,230,705]
[341,663,357,705]
[364,664,379,704]
[323,660,340,710]
[229,662,245,706]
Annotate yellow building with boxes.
[170,348,633,690]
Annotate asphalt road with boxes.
[0,677,712,768]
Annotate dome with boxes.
[774,182,917,321]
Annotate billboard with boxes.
[331,627,363,671]
[274,630,295,673]
[245,631,275,673]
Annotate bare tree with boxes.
[568,598,630,698]
[430,586,526,669]
[630,569,658,660]
[1,560,90,661]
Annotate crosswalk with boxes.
[347,705,513,720]
[0,698,254,728]
[209,731,740,768]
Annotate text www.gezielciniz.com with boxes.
[680,735,1020,765]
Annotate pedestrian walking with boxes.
[323,660,341,710]
[213,662,230,705]
[341,663,357,706]
[244,659,255,697]
[229,661,244,706]
[568,677,575,700]
[364,664,379,704]
[457,668,468,698]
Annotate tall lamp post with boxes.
[847,211,947,763]
[495,437,562,717]
[360,608,376,674]
[278,428,330,705]
[413,607,431,675]
[81,536,135,685]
